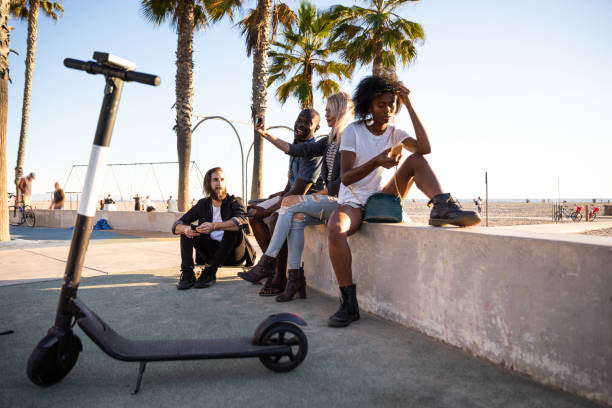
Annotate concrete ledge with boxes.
[303,223,612,405]
[34,209,182,233]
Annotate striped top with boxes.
[325,141,339,184]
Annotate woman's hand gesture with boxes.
[396,83,411,108]
[375,148,401,169]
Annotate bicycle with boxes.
[554,204,582,222]
[8,192,36,227]
[587,206,599,221]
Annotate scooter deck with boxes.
[73,298,291,362]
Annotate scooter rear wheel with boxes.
[27,332,82,386]
[258,322,308,372]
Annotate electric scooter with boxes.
[26,52,308,394]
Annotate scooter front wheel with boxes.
[27,332,82,386]
[258,322,308,372]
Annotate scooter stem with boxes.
[54,75,124,330]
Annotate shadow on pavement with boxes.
[0,270,600,408]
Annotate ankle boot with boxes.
[177,267,195,290]
[276,267,306,302]
[237,254,277,283]
[428,193,481,227]
[328,284,360,327]
[194,266,217,288]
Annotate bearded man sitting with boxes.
[171,167,255,290]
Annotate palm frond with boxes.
[237,8,258,56]
[316,78,340,97]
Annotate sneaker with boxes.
[428,193,481,227]
[177,269,195,290]
[194,267,216,289]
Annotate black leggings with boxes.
[180,230,246,269]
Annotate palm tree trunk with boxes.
[250,0,272,200]
[175,0,194,211]
[303,64,313,109]
[14,0,39,199]
[372,42,384,76]
[0,0,11,241]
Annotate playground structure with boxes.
[62,161,205,205]
[61,117,296,205]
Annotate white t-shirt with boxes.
[167,199,178,212]
[210,204,224,242]
[337,122,410,206]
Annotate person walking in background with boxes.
[18,172,35,205]
[167,195,178,212]
[49,182,65,210]
[476,196,483,214]
[133,193,142,211]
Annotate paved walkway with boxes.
[0,226,604,407]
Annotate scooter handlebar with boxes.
[63,58,160,86]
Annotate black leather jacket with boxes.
[171,195,248,234]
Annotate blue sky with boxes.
[5,0,612,202]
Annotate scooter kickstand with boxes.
[131,361,147,395]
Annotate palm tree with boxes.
[0,0,11,241]
[11,0,63,201]
[268,1,352,109]
[211,0,295,199]
[141,0,210,211]
[327,0,424,76]
[239,1,294,198]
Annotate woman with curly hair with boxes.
[238,92,354,301]
[326,75,480,328]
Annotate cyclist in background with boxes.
[18,172,35,206]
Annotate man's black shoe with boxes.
[428,193,481,227]
[177,269,195,290]
[194,267,217,289]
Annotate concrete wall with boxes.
[303,223,612,405]
[34,209,182,233]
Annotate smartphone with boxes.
[190,224,198,231]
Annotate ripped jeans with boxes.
[265,194,340,269]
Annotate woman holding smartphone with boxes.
[326,75,480,327]
[239,92,354,301]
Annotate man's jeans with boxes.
[265,195,339,269]
[180,230,246,270]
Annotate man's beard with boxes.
[211,187,227,201]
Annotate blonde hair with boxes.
[327,91,354,144]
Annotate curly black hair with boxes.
[353,75,402,121]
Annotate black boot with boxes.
[177,267,195,290]
[328,284,360,327]
[428,193,481,227]
[237,254,277,283]
[194,266,217,288]
[276,266,306,302]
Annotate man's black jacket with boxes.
[172,195,255,266]
[172,195,249,234]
